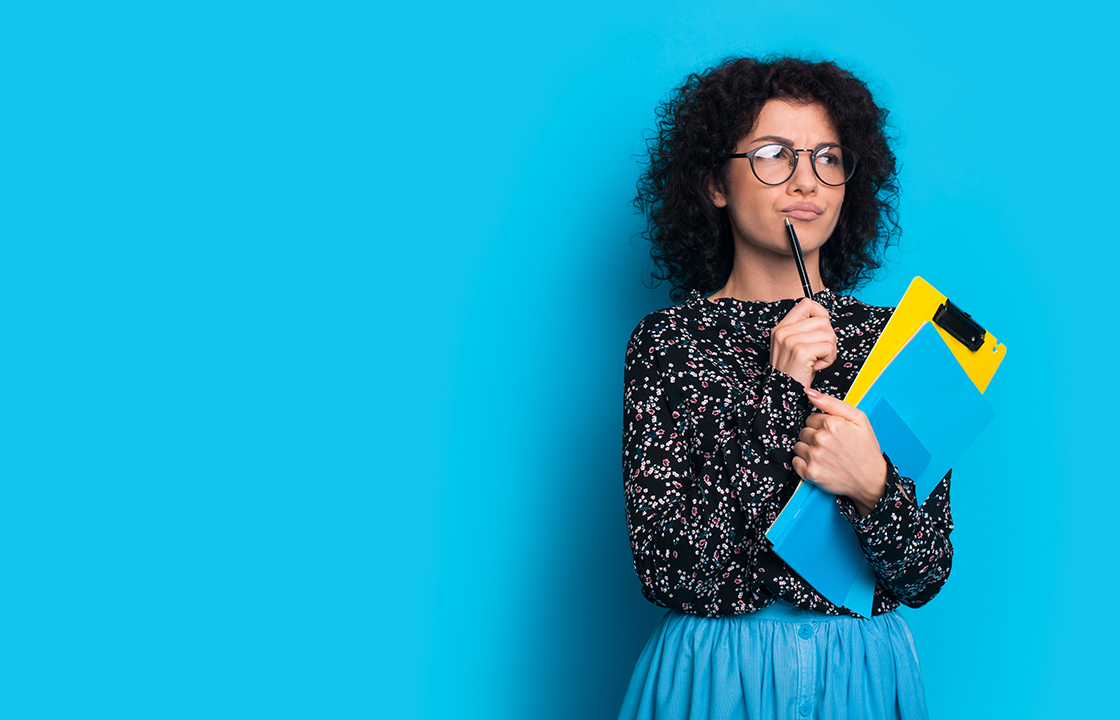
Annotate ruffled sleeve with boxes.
[837,456,954,608]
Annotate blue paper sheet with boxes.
[863,323,995,502]
[862,394,932,482]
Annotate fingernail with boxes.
[804,387,821,398]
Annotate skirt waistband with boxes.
[730,599,880,623]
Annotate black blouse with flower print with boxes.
[623,289,953,618]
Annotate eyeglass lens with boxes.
[751,144,855,186]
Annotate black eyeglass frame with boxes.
[726,143,860,187]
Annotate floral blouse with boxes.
[622,289,954,617]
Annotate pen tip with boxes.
[784,217,792,226]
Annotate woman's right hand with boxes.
[769,299,837,388]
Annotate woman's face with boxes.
[711,99,845,262]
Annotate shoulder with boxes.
[627,296,707,349]
[624,296,713,374]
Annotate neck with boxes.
[711,244,826,303]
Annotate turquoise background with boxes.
[2,1,1114,717]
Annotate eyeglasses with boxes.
[726,143,859,186]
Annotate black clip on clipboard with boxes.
[933,299,986,352]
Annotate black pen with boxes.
[785,218,814,299]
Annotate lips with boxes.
[782,203,824,221]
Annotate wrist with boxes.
[853,455,889,517]
[770,360,813,391]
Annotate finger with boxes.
[805,390,863,423]
[780,327,837,347]
[775,315,836,337]
[792,455,808,479]
[771,331,835,367]
[803,387,864,422]
[779,298,830,325]
[812,344,839,371]
[796,298,829,319]
[798,426,819,443]
[771,336,833,366]
[790,341,837,369]
[775,326,836,372]
[804,414,825,430]
[778,300,813,324]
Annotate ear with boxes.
[708,176,728,208]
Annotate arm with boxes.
[623,317,811,614]
[840,464,954,608]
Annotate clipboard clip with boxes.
[933,299,986,352]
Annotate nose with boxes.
[787,150,819,195]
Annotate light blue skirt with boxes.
[618,601,928,720]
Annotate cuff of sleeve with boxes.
[754,366,814,452]
[837,455,916,530]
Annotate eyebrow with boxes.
[749,135,840,149]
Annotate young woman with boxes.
[619,57,951,720]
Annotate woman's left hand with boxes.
[793,388,888,517]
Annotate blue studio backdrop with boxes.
[2,1,1116,718]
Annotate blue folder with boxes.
[766,322,995,616]
[767,482,878,616]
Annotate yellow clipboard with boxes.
[845,276,1007,407]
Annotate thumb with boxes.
[804,387,863,422]
[784,298,826,323]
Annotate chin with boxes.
[800,227,836,253]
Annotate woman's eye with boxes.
[754,144,791,162]
[816,149,841,166]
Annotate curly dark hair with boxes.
[635,56,901,301]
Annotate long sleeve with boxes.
[622,315,810,615]
[838,459,954,608]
